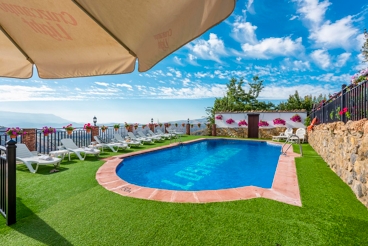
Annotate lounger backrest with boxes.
[157,129,164,135]
[127,132,137,139]
[61,139,79,150]
[94,136,103,144]
[15,144,34,158]
[113,133,124,141]
[137,131,146,138]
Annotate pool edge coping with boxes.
[96,138,302,206]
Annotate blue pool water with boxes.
[116,139,281,191]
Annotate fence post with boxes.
[321,101,325,124]
[6,139,16,225]
[91,126,99,142]
[21,128,36,151]
[341,84,346,123]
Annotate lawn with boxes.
[1,136,368,245]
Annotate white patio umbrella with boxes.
[0,0,236,79]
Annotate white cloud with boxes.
[356,33,366,51]
[335,52,351,67]
[354,54,368,71]
[168,68,182,78]
[310,49,331,69]
[173,56,184,66]
[309,16,359,49]
[231,16,258,44]
[281,58,311,71]
[289,15,298,21]
[0,85,75,101]
[156,84,227,99]
[189,33,227,63]
[240,37,304,59]
[293,0,331,27]
[260,83,335,100]
[187,54,199,66]
[94,82,109,87]
[194,72,209,78]
[182,78,190,87]
[310,73,351,83]
[116,83,133,91]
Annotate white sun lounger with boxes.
[136,131,161,141]
[61,138,100,160]
[113,133,142,147]
[93,136,129,152]
[15,143,61,173]
[147,130,166,140]
[156,129,172,139]
[127,132,154,144]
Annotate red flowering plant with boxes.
[5,127,26,137]
[339,107,351,119]
[238,120,248,126]
[83,123,94,130]
[215,114,223,120]
[258,120,269,127]
[42,126,56,135]
[273,118,286,125]
[290,114,301,122]
[226,118,235,124]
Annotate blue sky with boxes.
[1,0,367,124]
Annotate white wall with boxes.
[215,112,307,129]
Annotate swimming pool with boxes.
[116,139,281,191]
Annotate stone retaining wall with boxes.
[308,119,368,207]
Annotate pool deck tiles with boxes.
[96,138,302,206]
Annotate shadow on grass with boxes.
[16,166,69,175]
[12,198,72,245]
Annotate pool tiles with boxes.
[96,139,302,206]
[161,147,242,190]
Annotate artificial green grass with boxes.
[1,137,368,245]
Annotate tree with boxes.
[277,91,326,113]
[206,76,274,124]
[361,29,368,62]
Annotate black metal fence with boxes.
[0,124,196,155]
[310,80,368,124]
[0,140,16,225]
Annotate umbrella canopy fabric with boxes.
[0,0,236,79]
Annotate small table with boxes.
[49,149,70,161]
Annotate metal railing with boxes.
[310,81,368,124]
[0,140,16,225]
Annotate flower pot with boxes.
[102,129,106,133]
[10,134,17,139]
[44,133,49,137]
[86,129,91,133]
[114,128,119,132]
[67,130,73,135]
